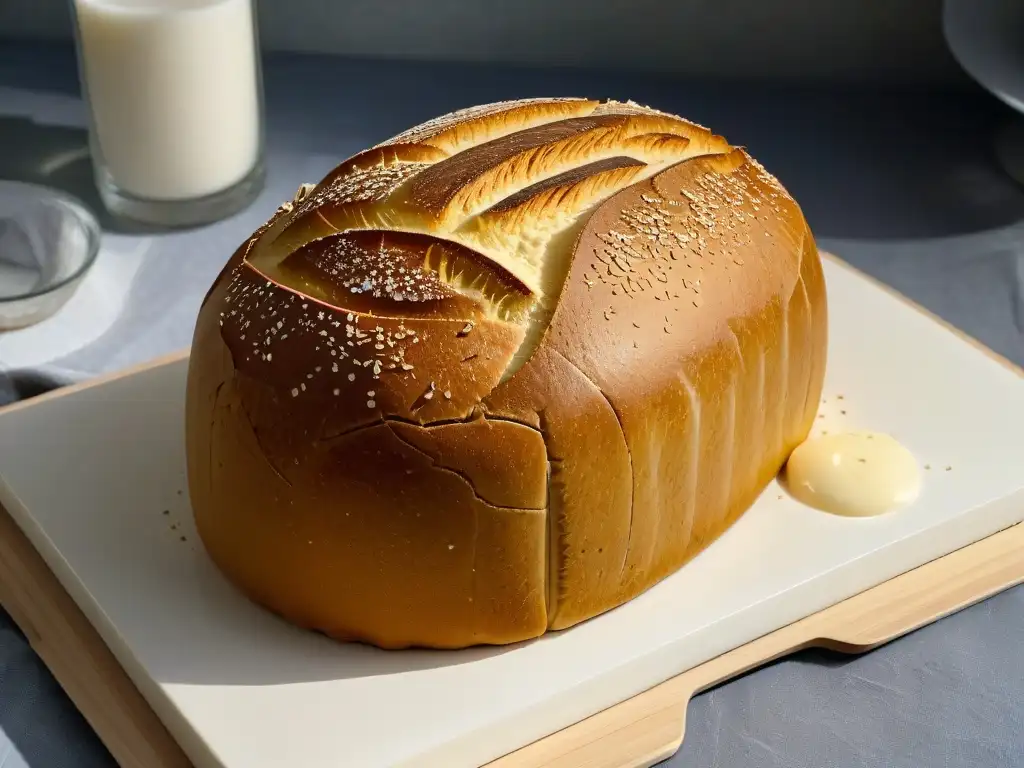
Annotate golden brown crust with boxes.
[480,156,646,215]
[276,229,534,322]
[375,98,600,154]
[185,98,827,648]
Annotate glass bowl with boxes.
[0,180,101,331]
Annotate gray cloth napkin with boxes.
[0,369,65,406]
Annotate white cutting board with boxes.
[0,256,1022,768]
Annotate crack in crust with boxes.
[316,411,542,444]
[537,408,560,626]
[229,379,295,489]
[548,349,636,581]
[382,422,545,512]
[208,382,225,498]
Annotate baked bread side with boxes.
[185,97,827,648]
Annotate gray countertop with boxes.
[0,41,1022,768]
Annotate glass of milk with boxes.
[69,0,266,227]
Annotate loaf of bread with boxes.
[185,97,827,649]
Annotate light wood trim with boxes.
[0,501,192,768]
[487,522,1024,768]
[0,250,1020,768]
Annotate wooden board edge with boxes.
[488,521,1024,767]
[0,498,193,768]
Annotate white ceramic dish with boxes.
[0,256,1022,768]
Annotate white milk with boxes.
[73,0,262,201]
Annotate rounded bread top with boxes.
[212,97,807,441]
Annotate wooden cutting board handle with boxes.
[488,522,1024,768]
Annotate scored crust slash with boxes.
[184,97,828,650]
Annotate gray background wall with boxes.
[1,0,966,85]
